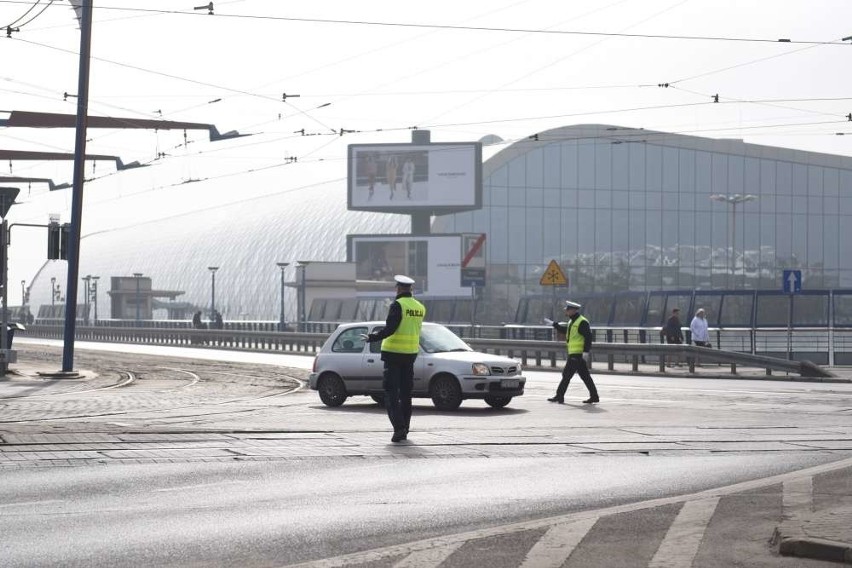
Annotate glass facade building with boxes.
[433,124,852,324]
[28,124,852,326]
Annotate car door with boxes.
[329,326,369,393]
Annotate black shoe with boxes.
[391,429,405,443]
[547,397,564,404]
[401,428,408,440]
[583,397,599,404]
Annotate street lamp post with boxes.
[297,261,310,332]
[133,273,143,325]
[82,275,91,325]
[276,262,289,331]
[90,276,99,324]
[710,193,757,287]
[50,277,57,307]
[208,266,219,319]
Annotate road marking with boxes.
[782,476,813,525]
[393,542,464,567]
[519,517,597,568]
[649,497,719,568]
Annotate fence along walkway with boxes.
[21,324,837,380]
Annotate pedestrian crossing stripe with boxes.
[540,260,568,286]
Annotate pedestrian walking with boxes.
[690,308,711,348]
[545,300,599,404]
[662,307,684,366]
[364,275,426,442]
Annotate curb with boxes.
[774,530,852,564]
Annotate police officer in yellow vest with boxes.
[365,275,426,442]
[545,300,600,404]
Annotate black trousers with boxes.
[555,355,598,400]
[383,360,414,432]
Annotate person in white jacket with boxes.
[690,308,711,348]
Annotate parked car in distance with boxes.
[309,321,526,410]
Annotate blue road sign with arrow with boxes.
[783,269,802,294]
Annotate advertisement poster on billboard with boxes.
[348,143,481,213]
[348,234,466,297]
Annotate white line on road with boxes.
[519,517,597,568]
[649,497,720,568]
[393,541,465,568]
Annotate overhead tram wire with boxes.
[668,85,847,121]
[2,1,844,46]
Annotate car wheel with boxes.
[484,395,512,409]
[430,374,462,410]
[371,394,385,406]
[317,373,348,407]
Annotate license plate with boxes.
[501,379,519,388]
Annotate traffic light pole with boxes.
[62,0,94,373]
[1,220,8,375]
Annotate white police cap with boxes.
[564,300,582,309]
[394,274,415,286]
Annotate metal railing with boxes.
[20,323,837,379]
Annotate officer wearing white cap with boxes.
[364,275,426,442]
[544,300,600,404]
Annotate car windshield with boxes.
[420,325,472,353]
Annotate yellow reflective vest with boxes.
[565,315,589,355]
[381,297,426,354]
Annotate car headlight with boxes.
[472,363,491,376]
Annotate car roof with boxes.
[336,321,439,330]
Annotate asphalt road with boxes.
[1,341,850,567]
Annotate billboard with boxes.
[348,234,468,297]
[347,142,482,213]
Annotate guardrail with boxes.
[20,324,835,379]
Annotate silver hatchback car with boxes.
[309,321,526,410]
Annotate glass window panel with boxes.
[755,294,789,326]
[646,293,666,325]
[792,196,808,212]
[562,141,578,188]
[612,190,629,210]
[543,208,562,258]
[596,142,612,190]
[833,293,852,326]
[578,140,595,189]
[339,299,358,321]
[662,211,679,249]
[612,143,629,189]
[561,208,578,258]
[839,198,852,215]
[791,214,807,261]
[760,194,776,214]
[662,147,679,192]
[429,299,455,323]
[507,209,525,263]
[824,215,839,270]
[808,213,823,266]
[793,294,829,326]
[629,143,645,190]
[629,214,645,263]
[562,187,578,209]
[596,209,612,251]
[579,189,595,208]
[745,158,760,197]
[808,166,823,198]
[680,192,695,211]
[777,196,792,214]
[526,209,543,259]
[543,144,561,189]
[582,295,614,325]
[718,293,753,327]
[508,156,526,188]
[309,299,327,320]
[488,182,508,207]
[490,207,509,263]
[662,190,678,211]
[611,293,646,325]
[646,191,662,210]
[687,292,724,327]
[629,191,645,210]
[696,151,712,206]
[596,189,612,209]
[646,145,662,190]
[776,161,792,195]
[613,210,629,252]
[578,214,595,255]
[760,159,776,196]
[792,164,807,197]
[728,155,744,194]
[527,148,544,192]
[679,148,695,192]
[712,153,728,194]
[544,188,561,207]
[664,293,694,324]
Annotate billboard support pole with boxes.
[411,129,431,236]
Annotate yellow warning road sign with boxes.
[540,260,568,286]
